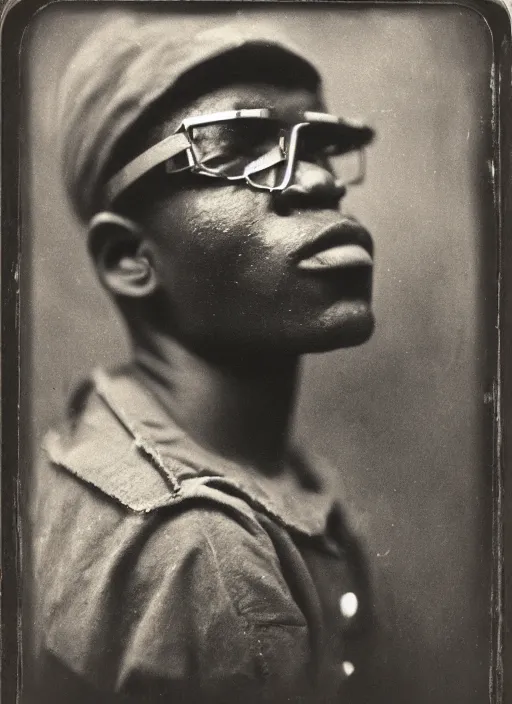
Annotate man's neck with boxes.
[131,330,300,476]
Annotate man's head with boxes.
[61,13,375,361]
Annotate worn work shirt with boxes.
[32,366,391,703]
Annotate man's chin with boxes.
[298,305,375,354]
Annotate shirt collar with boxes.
[91,364,340,538]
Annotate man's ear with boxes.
[88,212,158,298]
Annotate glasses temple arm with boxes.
[104,132,191,204]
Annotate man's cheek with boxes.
[192,187,264,234]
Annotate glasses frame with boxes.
[104,108,370,204]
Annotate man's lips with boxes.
[295,221,374,271]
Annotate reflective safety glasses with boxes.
[105,109,374,204]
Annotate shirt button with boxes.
[340,591,358,619]
[342,661,355,677]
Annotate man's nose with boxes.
[272,160,346,212]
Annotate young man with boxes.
[32,12,391,704]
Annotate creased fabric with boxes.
[32,366,380,703]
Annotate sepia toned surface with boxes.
[22,4,495,702]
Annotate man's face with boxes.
[139,79,374,360]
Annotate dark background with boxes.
[22,4,496,702]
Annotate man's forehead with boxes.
[174,82,325,125]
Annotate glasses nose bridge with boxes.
[276,121,342,195]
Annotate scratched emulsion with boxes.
[22,6,494,704]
